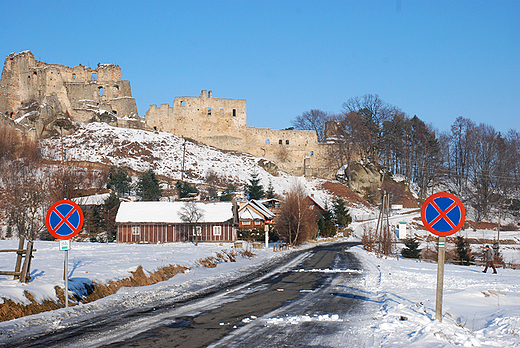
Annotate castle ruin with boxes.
[0,51,141,137]
[145,90,331,177]
[1,51,334,177]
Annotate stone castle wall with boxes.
[145,90,334,177]
[0,51,139,135]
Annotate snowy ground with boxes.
[0,234,519,347]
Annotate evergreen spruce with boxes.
[266,180,276,199]
[106,166,131,196]
[333,197,352,227]
[136,169,162,201]
[401,237,421,258]
[318,204,337,237]
[456,236,473,265]
[245,172,264,200]
[220,184,236,201]
[175,181,199,199]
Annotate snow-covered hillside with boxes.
[39,123,324,201]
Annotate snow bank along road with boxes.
[10,242,367,347]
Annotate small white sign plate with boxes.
[59,239,70,251]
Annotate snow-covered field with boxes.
[0,235,519,347]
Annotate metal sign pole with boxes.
[435,236,446,321]
[64,248,69,308]
[265,223,269,248]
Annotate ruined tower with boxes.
[0,51,141,137]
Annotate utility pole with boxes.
[181,140,186,181]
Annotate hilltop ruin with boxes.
[0,51,335,178]
[0,51,142,137]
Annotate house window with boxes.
[92,73,97,81]
[194,226,202,236]
[233,109,236,116]
[286,140,290,145]
[266,139,270,145]
[132,226,140,235]
[242,220,251,226]
[279,140,282,145]
[254,220,262,226]
[213,226,222,236]
[208,107,212,115]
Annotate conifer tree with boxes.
[220,183,236,201]
[333,197,351,227]
[318,204,337,237]
[266,180,276,199]
[401,237,421,259]
[106,166,131,196]
[136,169,162,201]
[245,172,264,200]
[456,236,473,265]
[175,181,199,199]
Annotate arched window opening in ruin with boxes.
[99,87,103,97]
[279,139,282,145]
[266,139,270,145]
[154,126,157,131]
[286,140,290,145]
[208,107,212,115]
[310,151,314,156]
[113,110,117,116]
[115,85,119,90]
[92,73,97,81]
[181,101,185,107]
[72,74,76,79]
[233,109,237,116]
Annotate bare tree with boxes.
[2,159,50,241]
[275,181,318,246]
[292,109,329,143]
[179,201,205,245]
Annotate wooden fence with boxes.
[0,237,35,283]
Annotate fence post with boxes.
[20,241,34,283]
[14,237,26,280]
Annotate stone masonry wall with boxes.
[0,51,139,130]
[145,90,334,177]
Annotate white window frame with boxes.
[254,220,262,226]
[132,226,140,235]
[242,219,251,225]
[194,226,202,236]
[213,225,222,236]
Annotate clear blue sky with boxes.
[2,1,519,135]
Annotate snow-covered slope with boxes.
[40,122,314,198]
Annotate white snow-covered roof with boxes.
[115,201,234,224]
[250,200,275,218]
[72,193,111,206]
[239,207,263,220]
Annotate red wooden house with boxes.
[237,200,275,229]
[116,201,237,243]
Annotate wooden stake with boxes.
[435,236,446,322]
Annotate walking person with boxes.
[483,245,497,274]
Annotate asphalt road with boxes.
[7,241,368,348]
[112,241,366,348]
